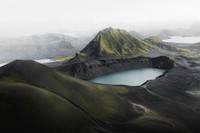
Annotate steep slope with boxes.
[80,27,155,58]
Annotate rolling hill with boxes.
[0,60,134,132]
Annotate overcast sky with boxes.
[0,0,200,37]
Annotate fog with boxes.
[0,0,200,37]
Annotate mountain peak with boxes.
[102,27,114,31]
[100,27,127,34]
[80,28,153,58]
[93,27,127,41]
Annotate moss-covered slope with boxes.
[80,27,155,58]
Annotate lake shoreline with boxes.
[55,56,174,80]
[89,68,165,86]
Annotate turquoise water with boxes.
[89,68,165,86]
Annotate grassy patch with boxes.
[178,48,198,59]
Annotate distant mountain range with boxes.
[128,30,146,39]
[0,33,92,63]
[157,24,200,39]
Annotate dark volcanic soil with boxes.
[50,55,200,133]
[125,67,200,133]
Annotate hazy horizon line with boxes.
[1,21,200,38]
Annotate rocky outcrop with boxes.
[56,56,174,79]
[151,56,174,69]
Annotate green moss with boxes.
[80,27,156,59]
[100,39,116,55]
[146,36,163,43]
[145,36,198,59]
[178,48,198,58]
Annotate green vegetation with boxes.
[144,36,175,51]
[178,48,198,58]
[145,36,163,43]
[80,27,154,58]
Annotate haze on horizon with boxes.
[0,0,200,37]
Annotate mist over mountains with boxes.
[155,24,200,39]
[1,22,200,64]
[0,33,92,63]
[129,23,200,39]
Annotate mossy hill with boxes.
[0,60,133,132]
[80,27,155,58]
[144,36,177,51]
